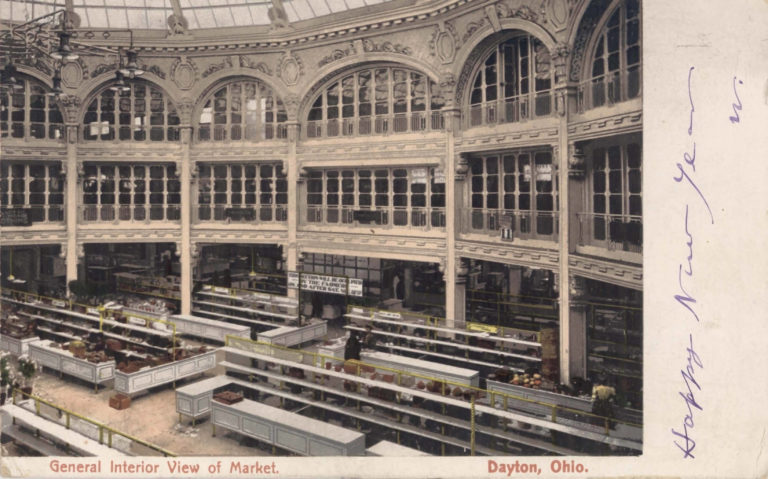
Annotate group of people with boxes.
[344,325,376,361]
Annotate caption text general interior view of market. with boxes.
[0,0,642,458]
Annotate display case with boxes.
[256,320,327,348]
[114,348,217,396]
[170,314,250,343]
[29,340,115,388]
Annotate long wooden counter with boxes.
[29,340,115,389]
[114,349,217,395]
[170,314,250,343]
[0,335,39,356]
[360,350,480,388]
[212,396,366,456]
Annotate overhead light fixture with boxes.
[109,70,131,93]
[50,31,79,62]
[46,70,64,97]
[119,49,144,79]
[1,63,25,91]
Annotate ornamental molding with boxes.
[569,0,611,82]
[569,254,642,290]
[362,38,413,56]
[139,62,166,80]
[0,146,67,159]
[567,108,642,140]
[61,58,88,88]
[456,125,560,153]
[276,50,304,86]
[239,55,273,76]
[318,42,358,68]
[0,231,67,245]
[57,95,82,124]
[171,57,199,90]
[90,61,119,79]
[429,21,460,64]
[201,56,233,78]
[76,147,182,161]
[455,240,559,269]
[77,229,182,242]
[191,231,288,243]
[298,139,446,162]
[190,145,288,161]
[296,232,447,260]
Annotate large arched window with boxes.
[306,66,445,138]
[580,0,641,110]
[1,76,64,140]
[197,80,287,142]
[467,35,554,127]
[83,81,180,142]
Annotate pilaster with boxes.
[65,124,79,291]
[179,126,193,314]
[285,121,300,299]
[443,106,462,329]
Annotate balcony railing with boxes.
[305,111,444,139]
[197,124,288,142]
[461,208,558,242]
[79,204,181,223]
[194,205,287,223]
[576,212,642,254]
[577,66,642,113]
[464,92,554,128]
[304,205,445,230]
[0,205,64,226]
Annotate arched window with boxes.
[581,0,641,110]
[467,35,554,127]
[306,66,445,138]
[1,76,64,140]
[197,80,287,142]
[83,81,180,141]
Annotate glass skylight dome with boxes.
[1,0,394,30]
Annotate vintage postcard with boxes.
[0,0,765,477]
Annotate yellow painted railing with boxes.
[223,335,641,431]
[12,388,176,457]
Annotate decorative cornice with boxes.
[569,254,642,290]
[0,231,67,245]
[456,124,560,153]
[297,231,447,260]
[78,229,182,242]
[455,240,559,269]
[0,146,67,159]
[191,231,288,243]
[362,38,412,56]
[568,108,642,140]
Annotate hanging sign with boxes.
[434,168,446,184]
[213,286,230,295]
[536,164,552,181]
[51,299,67,308]
[87,307,100,316]
[288,272,362,296]
[348,278,363,297]
[411,168,428,184]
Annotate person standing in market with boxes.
[363,324,377,350]
[591,377,617,429]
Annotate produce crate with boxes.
[109,393,131,410]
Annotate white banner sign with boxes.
[51,299,67,308]
[288,272,363,296]
[411,168,428,184]
[87,307,100,316]
[434,168,446,184]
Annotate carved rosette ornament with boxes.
[61,58,87,88]
[455,154,469,181]
[57,95,82,124]
[568,143,585,178]
[282,94,300,121]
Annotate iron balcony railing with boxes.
[194,204,287,223]
[462,208,558,242]
[79,204,181,223]
[197,123,288,142]
[464,92,554,128]
[576,212,642,254]
[304,205,445,230]
[577,66,642,113]
[0,205,64,226]
[305,111,444,139]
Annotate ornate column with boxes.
[568,275,588,379]
[179,124,193,314]
[441,82,461,330]
[453,258,469,329]
[552,44,577,385]
[60,96,81,292]
[285,119,300,299]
